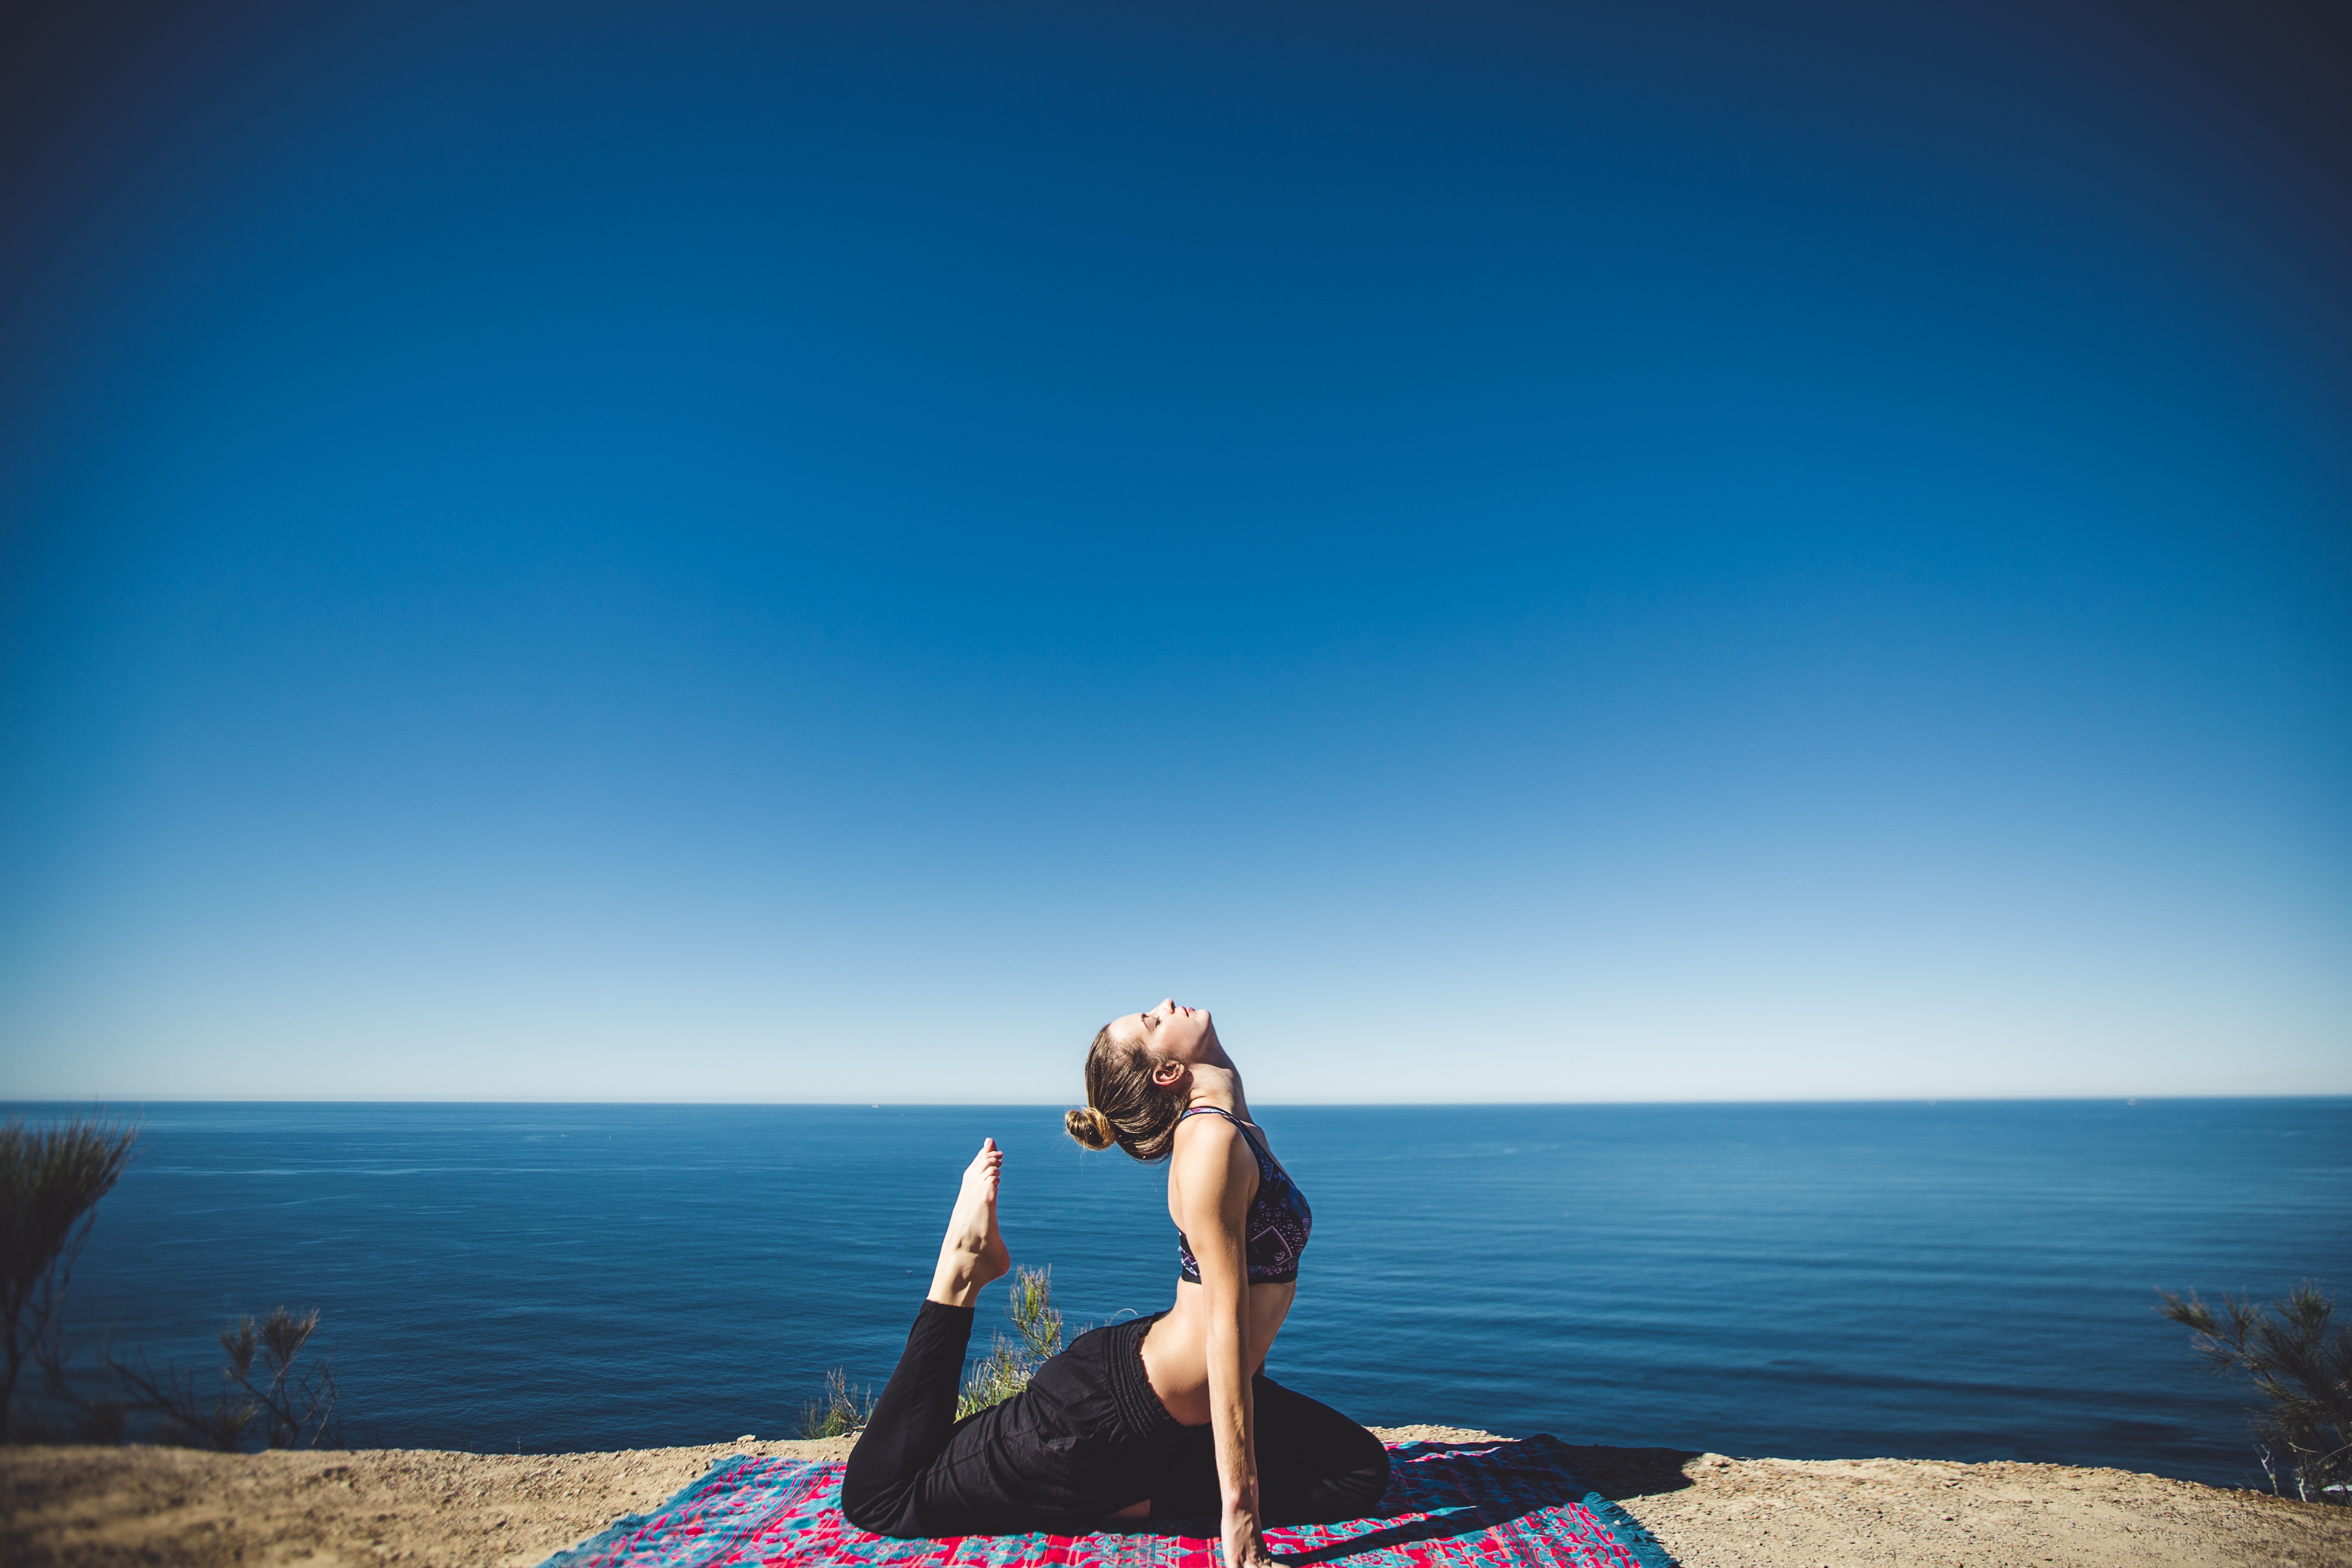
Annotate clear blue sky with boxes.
[2,0,2345,1103]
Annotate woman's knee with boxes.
[838,1482,884,1533]
[841,1491,926,1537]
[838,1465,912,1536]
[1267,1424,1390,1522]
[1336,1431,1390,1510]
[1299,1421,1389,1516]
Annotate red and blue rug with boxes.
[541,1437,1677,1568]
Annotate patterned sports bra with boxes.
[1174,1106,1313,1285]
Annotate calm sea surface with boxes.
[16,1099,2349,1487]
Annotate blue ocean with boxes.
[21,1099,2349,1488]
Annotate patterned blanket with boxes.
[541,1437,1677,1568]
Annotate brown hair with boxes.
[1063,1020,1186,1162]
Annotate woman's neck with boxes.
[1186,1062,1249,1123]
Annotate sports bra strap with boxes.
[1179,1104,1272,1158]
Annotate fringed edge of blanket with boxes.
[1574,1489,1678,1568]
[1510,1435,1680,1568]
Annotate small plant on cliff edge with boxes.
[795,1268,1071,1436]
[105,1306,346,1451]
[2159,1282,2350,1504]
[957,1265,1067,1419]
[799,1367,878,1439]
[0,1113,140,1443]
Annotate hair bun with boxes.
[1064,1105,1116,1151]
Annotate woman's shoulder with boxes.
[1174,1106,1241,1139]
[1174,1105,1254,1140]
[1171,1109,1263,1179]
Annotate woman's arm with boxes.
[1171,1122,1276,1568]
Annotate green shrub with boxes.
[799,1367,877,1439]
[3,1111,346,1452]
[105,1305,346,1451]
[0,1113,139,1443]
[2160,1282,2350,1504]
[955,1335,1037,1419]
[957,1266,1066,1420]
[803,1267,1073,1438]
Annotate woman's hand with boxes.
[1222,1497,1281,1568]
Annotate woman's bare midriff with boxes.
[1105,1280,1296,1520]
[1138,1277,1297,1426]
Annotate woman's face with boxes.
[1116,998,1217,1063]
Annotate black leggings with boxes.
[840,1300,1390,1538]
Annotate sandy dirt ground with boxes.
[4,1427,2345,1568]
[1563,1443,2350,1568]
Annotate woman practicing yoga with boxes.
[841,1000,1389,1565]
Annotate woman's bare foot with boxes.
[927,1139,1012,1308]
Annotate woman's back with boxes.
[1141,1104,1302,1424]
